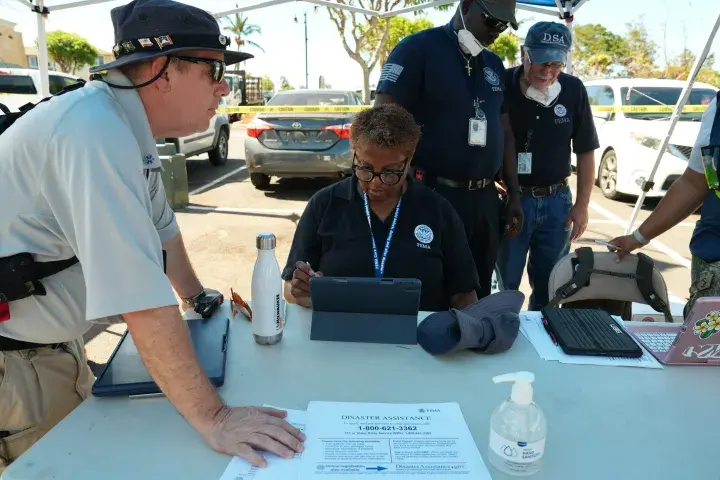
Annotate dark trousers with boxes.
[433,183,503,299]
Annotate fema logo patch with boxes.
[554,104,567,117]
[483,67,500,86]
[143,154,154,165]
[414,224,434,244]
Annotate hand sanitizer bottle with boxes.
[251,233,283,345]
[488,371,547,476]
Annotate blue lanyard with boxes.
[362,193,402,278]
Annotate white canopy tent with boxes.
[10,0,720,235]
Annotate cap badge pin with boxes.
[138,38,153,48]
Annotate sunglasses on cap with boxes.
[474,0,510,32]
[173,55,226,83]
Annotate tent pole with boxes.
[625,7,720,235]
[35,0,50,98]
[12,0,33,8]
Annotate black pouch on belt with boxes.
[0,253,78,303]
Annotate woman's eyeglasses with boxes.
[172,56,227,83]
[475,0,509,32]
[352,156,408,186]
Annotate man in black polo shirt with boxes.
[497,22,599,311]
[374,0,523,300]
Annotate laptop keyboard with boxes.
[634,332,677,353]
[548,309,639,351]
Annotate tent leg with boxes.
[624,8,720,235]
[34,0,50,98]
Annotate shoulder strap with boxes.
[710,91,720,146]
[34,256,79,280]
[635,252,674,323]
[0,80,86,135]
[546,247,594,308]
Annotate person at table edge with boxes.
[373,0,524,300]
[610,93,720,315]
[497,21,599,311]
[283,104,480,312]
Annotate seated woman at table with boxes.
[282,103,479,312]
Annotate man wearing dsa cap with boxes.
[0,0,303,471]
[375,0,524,301]
[497,21,599,311]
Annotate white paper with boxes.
[519,313,663,369]
[218,407,307,480]
[299,401,491,479]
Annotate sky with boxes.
[0,0,718,91]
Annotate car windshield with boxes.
[267,92,350,106]
[0,74,37,94]
[620,86,716,122]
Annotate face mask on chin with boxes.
[522,50,562,106]
[457,10,484,56]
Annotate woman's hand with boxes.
[290,261,323,308]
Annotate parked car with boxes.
[0,67,230,167]
[167,95,230,166]
[0,67,81,111]
[579,78,718,200]
[244,89,362,189]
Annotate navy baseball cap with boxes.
[417,290,525,355]
[524,21,571,65]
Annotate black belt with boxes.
[413,168,493,190]
[519,179,569,198]
[0,335,62,352]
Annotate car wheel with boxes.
[250,173,271,190]
[208,128,229,166]
[599,150,622,200]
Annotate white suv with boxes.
[0,67,230,167]
[579,78,718,200]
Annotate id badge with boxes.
[518,152,532,175]
[468,117,487,146]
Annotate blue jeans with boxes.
[498,186,573,311]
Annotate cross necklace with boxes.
[457,49,473,76]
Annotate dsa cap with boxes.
[524,21,572,64]
[417,290,525,355]
[90,0,252,73]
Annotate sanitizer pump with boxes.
[488,371,547,476]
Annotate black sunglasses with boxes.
[474,0,509,32]
[172,56,226,83]
[352,155,409,185]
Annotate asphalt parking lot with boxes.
[83,126,697,372]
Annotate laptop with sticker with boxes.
[626,297,720,366]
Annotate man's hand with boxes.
[504,197,523,237]
[607,235,643,261]
[566,204,589,242]
[290,261,323,308]
[204,406,306,467]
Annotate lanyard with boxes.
[362,193,402,278]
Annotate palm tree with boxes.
[224,11,264,56]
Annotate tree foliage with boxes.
[261,75,275,91]
[488,33,520,66]
[279,76,294,91]
[44,31,97,74]
[572,15,720,84]
[360,16,433,68]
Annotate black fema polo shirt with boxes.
[282,176,480,311]
[504,67,600,187]
[375,23,507,182]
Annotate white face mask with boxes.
[522,50,562,106]
[457,10,484,57]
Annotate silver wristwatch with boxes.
[632,229,649,246]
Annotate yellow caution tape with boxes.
[216,104,709,114]
[218,105,368,114]
[590,105,709,113]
